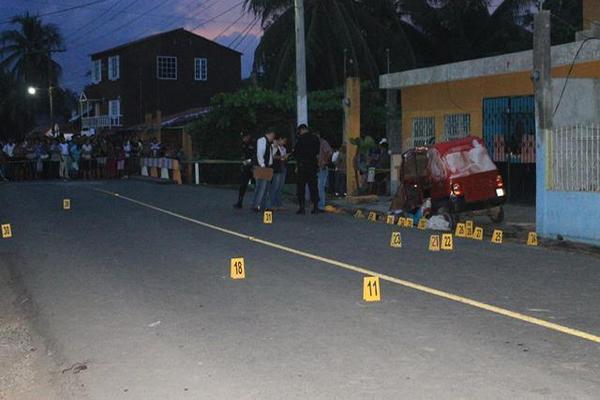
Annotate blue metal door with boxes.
[483,96,536,204]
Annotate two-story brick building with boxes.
[80,28,241,131]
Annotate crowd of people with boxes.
[0,134,183,181]
[234,124,360,215]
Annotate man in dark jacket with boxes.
[293,124,321,214]
[234,132,256,209]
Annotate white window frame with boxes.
[411,116,436,146]
[156,56,177,80]
[443,113,471,141]
[108,99,120,117]
[194,57,207,81]
[92,59,102,84]
[108,55,120,80]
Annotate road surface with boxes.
[1,180,599,399]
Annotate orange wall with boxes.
[401,60,600,145]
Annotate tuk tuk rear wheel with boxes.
[489,206,505,223]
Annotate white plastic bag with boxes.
[427,215,450,231]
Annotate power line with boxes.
[188,0,244,31]
[66,0,126,40]
[228,16,258,49]
[68,0,143,45]
[72,0,228,48]
[72,0,173,47]
[0,0,109,24]
[553,37,598,116]
[130,0,222,42]
[233,17,260,51]
[214,11,247,39]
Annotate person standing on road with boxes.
[316,132,332,211]
[252,129,276,212]
[58,138,70,180]
[271,135,289,210]
[293,124,320,215]
[81,139,94,180]
[234,132,256,209]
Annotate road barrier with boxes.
[140,157,182,184]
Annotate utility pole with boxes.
[48,55,55,136]
[533,10,552,234]
[294,0,308,127]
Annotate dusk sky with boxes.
[1,0,262,92]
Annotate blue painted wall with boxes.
[536,133,600,245]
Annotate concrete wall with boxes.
[553,78,600,127]
[536,78,600,245]
[400,72,534,144]
[398,63,600,147]
[536,140,600,245]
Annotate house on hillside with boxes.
[79,28,241,132]
[380,0,600,244]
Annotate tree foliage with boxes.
[245,0,575,90]
[398,0,535,65]
[0,13,67,140]
[0,12,63,87]
[246,0,417,90]
[187,85,386,159]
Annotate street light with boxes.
[27,86,37,95]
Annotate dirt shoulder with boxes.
[0,259,80,400]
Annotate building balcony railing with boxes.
[82,115,122,129]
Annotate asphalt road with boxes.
[1,180,599,399]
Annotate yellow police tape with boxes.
[94,189,600,344]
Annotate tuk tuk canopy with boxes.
[428,136,497,181]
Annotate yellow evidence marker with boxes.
[473,227,484,241]
[63,198,71,210]
[405,218,414,228]
[441,233,454,251]
[428,235,441,251]
[398,217,406,227]
[386,215,395,225]
[527,232,538,246]
[491,229,503,244]
[455,223,466,238]
[418,218,428,230]
[354,210,365,219]
[465,220,474,237]
[230,258,245,279]
[1,224,12,239]
[368,212,378,222]
[363,276,381,302]
[263,211,273,224]
[390,232,402,248]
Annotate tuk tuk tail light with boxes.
[451,183,463,196]
[496,174,504,188]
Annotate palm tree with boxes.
[397,0,536,65]
[0,12,64,88]
[245,0,418,90]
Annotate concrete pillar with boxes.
[344,77,360,196]
[534,11,553,237]
[386,89,402,194]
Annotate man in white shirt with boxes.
[2,139,15,158]
[252,129,276,211]
[150,138,161,158]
